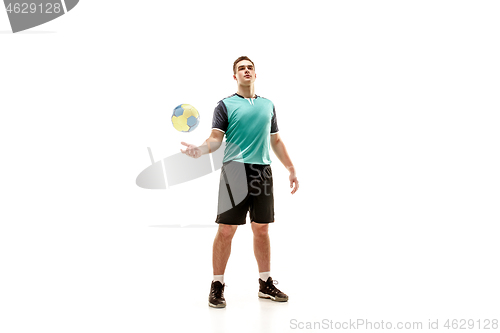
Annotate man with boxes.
[180,56,299,308]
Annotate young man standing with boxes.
[180,56,299,308]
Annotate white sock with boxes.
[213,274,224,284]
[259,271,271,281]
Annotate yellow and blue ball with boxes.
[171,104,200,132]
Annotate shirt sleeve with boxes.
[212,101,228,133]
[270,104,279,134]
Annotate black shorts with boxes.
[215,161,274,225]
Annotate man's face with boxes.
[233,60,256,85]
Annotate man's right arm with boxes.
[180,129,224,158]
[199,129,224,155]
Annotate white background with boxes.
[1,1,499,332]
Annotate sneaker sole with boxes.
[258,291,288,302]
[208,302,226,308]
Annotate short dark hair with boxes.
[233,56,255,74]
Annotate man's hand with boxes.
[289,172,299,194]
[180,142,202,158]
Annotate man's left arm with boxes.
[270,133,299,194]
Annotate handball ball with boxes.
[171,104,200,132]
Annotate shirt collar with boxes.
[235,93,258,99]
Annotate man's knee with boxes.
[251,222,269,237]
[217,224,238,239]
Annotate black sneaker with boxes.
[258,277,288,302]
[209,281,226,308]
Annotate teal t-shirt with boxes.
[212,93,279,165]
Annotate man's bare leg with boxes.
[251,222,270,273]
[251,221,288,301]
[212,224,238,275]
